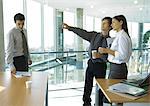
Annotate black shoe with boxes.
[94,103,103,106]
[83,105,91,106]
[83,103,91,106]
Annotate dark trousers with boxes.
[13,55,28,71]
[83,59,107,106]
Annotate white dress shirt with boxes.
[6,27,30,68]
[108,29,132,64]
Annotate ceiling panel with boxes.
[34,0,150,23]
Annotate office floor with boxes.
[48,83,150,106]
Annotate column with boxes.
[74,8,84,82]
[0,0,5,71]
[137,23,143,72]
[76,8,84,69]
[55,10,64,53]
[54,9,64,83]
[40,3,44,51]
[138,23,143,49]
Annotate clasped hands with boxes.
[98,47,108,54]
[92,47,108,59]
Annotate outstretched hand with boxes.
[62,23,69,29]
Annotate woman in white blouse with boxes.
[98,15,132,79]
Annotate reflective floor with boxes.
[46,58,150,106]
[48,82,150,106]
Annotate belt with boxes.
[110,62,126,65]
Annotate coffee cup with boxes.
[92,50,97,59]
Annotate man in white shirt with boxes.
[6,13,32,74]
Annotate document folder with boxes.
[108,83,147,97]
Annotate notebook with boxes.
[108,83,147,97]
[122,73,150,88]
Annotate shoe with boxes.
[83,103,91,106]
[114,103,123,106]
[94,103,103,106]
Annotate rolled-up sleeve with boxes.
[6,32,15,68]
[114,35,129,61]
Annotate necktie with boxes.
[21,30,29,58]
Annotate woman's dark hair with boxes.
[113,15,130,37]
[14,13,25,23]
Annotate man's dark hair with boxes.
[102,17,112,26]
[14,13,25,23]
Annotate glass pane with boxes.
[84,16,94,31]
[128,22,139,48]
[63,11,75,51]
[94,17,101,32]
[44,5,54,51]
[3,0,23,49]
[26,0,41,51]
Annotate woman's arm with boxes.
[98,47,115,56]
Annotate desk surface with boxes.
[96,79,150,103]
[0,72,48,106]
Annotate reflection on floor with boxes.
[48,83,150,106]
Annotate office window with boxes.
[3,0,23,49]
[63,11,75,51]
[94,17,101,32]
[144,23,150,33]
[128,22,139,48]
[84,16,94,31]
[44,5,54,51]
[144,23,150,47]
[82,15,94,51]
[26,0,41,51]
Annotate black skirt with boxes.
[108,62,128,79]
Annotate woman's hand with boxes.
[98,47,115,56]
[92,51,103,59]
[98,47,108,54]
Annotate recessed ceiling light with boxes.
[66,8,69,11]
[90,5,94,8]
[102,11,106,14]
[139,7,143,11]
[134,0,138,4]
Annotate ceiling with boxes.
[34,0,150,23]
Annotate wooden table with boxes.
[0,72,48,106]
[96,79,150,105]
